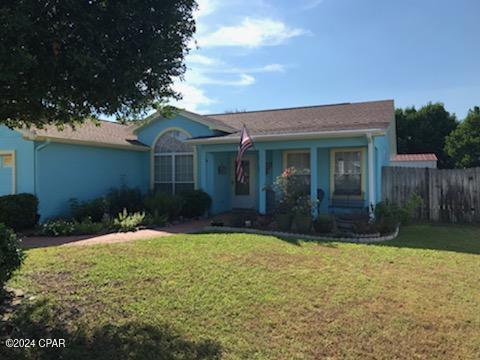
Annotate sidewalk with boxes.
[21,219,210,249]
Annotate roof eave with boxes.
[132,109,237,134]
[186,128,386,145]
[27,135,150,152]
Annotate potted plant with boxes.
[272,168,307,232]
[291,195,314,233]
[313,214,334,234]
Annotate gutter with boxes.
[186,128,386,144]
[26,134,150,152]
[34,140,51,196]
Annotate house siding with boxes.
[199,136,378,215]
[35,142,148,220]
[0,126,35,196]
[136,114,217,192]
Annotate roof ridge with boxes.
[207,99,393,116]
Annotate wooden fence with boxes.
[382,166,480,223]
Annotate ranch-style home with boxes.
[0,99,398,221]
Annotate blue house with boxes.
[0,99,396,221]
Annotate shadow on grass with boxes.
[202,230,338,248]
[204,224,480,255]
[375,224,480,255]
[1,300,222,360]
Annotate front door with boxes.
[231,155,257,209]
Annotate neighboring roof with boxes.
[206,100,394,136]
[23,120,149,151]
[391,154,438,162]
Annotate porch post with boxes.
[310,146,318,218]
[367,133,376,218]
[258,147,266,214]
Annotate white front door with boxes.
[231,155,257,209]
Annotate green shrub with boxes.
[41,219,76,237]
[0,193,38,231]
[274,213,292,232]
[113,209,145,232]
[142,212,168,227]
[69,197,107,222]
[179,190,211,218]
[0,223,24,296]
[273,167,310,214]
[106,187,144,216]
[375,217,398,235]
[313,215,334,234]
[144,193,184,221]
[352,219,378,234]
[375,193,422,229]
[72,218,106,235]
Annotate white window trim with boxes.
[150,128,197,193]
[330,147,367,200]
[0,150,16,195]
[154,153,195,194]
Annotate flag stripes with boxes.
[235,125,253,183]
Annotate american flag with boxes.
[235,125,253,183]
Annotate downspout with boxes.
[367,133,376,219]
[34,140,51,196]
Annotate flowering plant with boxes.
[273,167,310,214]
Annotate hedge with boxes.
[0,193,39,231]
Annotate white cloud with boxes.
[186,69,256,87]
[194,0,220,18]
[197,17,307,48]
[186,54,221,66]
[171,82,217,113]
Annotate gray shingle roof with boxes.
[28,120,148,149]
[207,100,394,135]
[23,100,394,148]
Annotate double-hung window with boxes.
[153,130,194,194]
[331,149,364,197]
[284,151,310,195]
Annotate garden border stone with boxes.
[204,225,400,243]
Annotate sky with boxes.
[169,0,479,119]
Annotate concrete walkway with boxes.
[21,219,210,249]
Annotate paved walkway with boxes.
[21,219,211,249]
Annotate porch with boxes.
[196,135,380,216]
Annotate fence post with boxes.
[425,167,430,221]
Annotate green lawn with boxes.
[4,225,480,359]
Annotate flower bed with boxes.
[205,225,399,244]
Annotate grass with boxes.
[3,224,480,359]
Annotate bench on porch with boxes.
[327,193,369,231]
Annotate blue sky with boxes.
[171,0,479,119]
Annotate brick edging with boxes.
[203,226,400,244]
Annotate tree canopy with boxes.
[0,0,196,128]
[396,103,458,168]
[445,107,480,168]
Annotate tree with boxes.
[396,103,458,168]
[445,107,480,168]
[0,0,196,128]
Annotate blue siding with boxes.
[374,135,389,202]
[0,126,35,195]
[200,136,378,215]
[136,114,215,146]
[36,142,148,220]
[0,156,13,196]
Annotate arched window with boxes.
[153,130,194,194]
